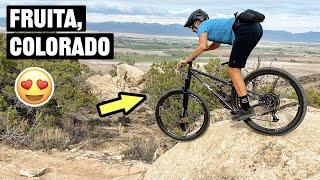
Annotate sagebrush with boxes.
[144,58,231,111]
[0,33,99,150]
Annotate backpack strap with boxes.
[234,12,240,23]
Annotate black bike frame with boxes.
[182,61,237,113]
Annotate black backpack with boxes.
[234,9,265,23]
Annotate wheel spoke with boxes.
[270,76,280,93]
[277,102,299,111]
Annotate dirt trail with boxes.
[0,64,155,180]
[0,145,149,180]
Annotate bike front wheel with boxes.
[155,89,209,141]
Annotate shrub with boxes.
[0,33,98,149]
[144,58,230,111]
[293,88,320,108]
[30,128,71,151]
[122,137,158,163]
[109,64,118,77]
[289,85,320,108]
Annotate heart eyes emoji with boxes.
[21,79,32,90]
[21,79,48,90]
[37,80,48,90]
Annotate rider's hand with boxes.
[180,58,190,67]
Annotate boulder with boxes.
[86,74,120,100]
[152,139,177,162]
[86,65,145,101]
[117,64,145,86]
[144,108,320,180]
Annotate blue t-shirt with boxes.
[197,18,235,45]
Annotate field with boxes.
[82,34,320,77]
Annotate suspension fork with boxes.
[182,62,192,117]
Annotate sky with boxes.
[0,0,319,33]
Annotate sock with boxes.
[239,95,250,111]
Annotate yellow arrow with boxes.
[96,92,146,117]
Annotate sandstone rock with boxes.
[86,74,121,100]
[152,140,177,162]
[117,64,145,86]
[86,64,145,101]
[20,168,47,177]
[144,109,320,180]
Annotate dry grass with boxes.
[122,137,159,163]
[31,128,70,151]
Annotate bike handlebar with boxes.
[179,57,196,69]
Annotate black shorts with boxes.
[229,22,263,68]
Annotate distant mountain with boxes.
[261,30,320,43]
[87,22,320,43]
[1,17,319,43]
[88,22,194,37]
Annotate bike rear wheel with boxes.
[237,67,307,136]
[155,89,209,141]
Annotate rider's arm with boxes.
[206,43,220,51]
[185,33,208,61]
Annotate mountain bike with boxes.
[155,59,307,141]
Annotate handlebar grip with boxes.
[188,56,197,65]
[221,61,229,66]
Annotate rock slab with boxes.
[144,109,320,180]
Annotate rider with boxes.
[180,9,263,120]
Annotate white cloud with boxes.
[263,14,320,33]
[84,0,320,33]
[88,12,320,33]
[87,13,186,24]
[93,2,133,13]
[167,9,194,16]
[0,0,319,33]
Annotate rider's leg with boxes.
[227,66,255,121]
[228,22,262,120]
[227,67,250,111]
[227,67,247,96]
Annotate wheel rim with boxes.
[244,71,304,132]
[157,91,207,140]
